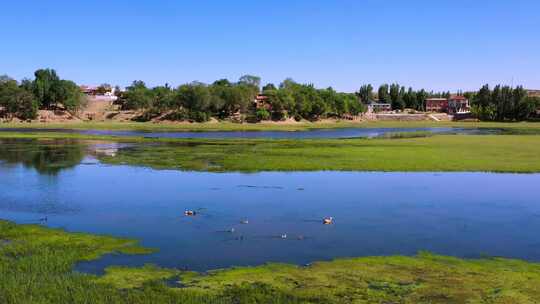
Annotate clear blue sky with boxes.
[1,0,539,92]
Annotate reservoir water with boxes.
[0,138,539,272]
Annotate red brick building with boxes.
[253,94,270,110]
[426,96,470,114]
[447,95,470,114]
[425,98,448,112]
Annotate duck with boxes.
[184,210,196,216]
[323,217,334,225]
[281,234,288,239]
[240,219,249,224]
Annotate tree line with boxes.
[1,68,538,122]
[116,76,366,122]
[0,69,83,120]
[357,83,452,112]
[466,85,540,121]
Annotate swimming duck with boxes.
[184,210,196,216]
[281,234,287,239]
[323,217,334,225]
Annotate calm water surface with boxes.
[0,139,539,272]
[0,127,500,139]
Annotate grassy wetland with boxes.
[97,135,540,173]
[2,125,540,303]
[2,219,540,304]
[1,130,539,173]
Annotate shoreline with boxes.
[2,219,540,302]
[1,120,540,132]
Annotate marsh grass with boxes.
[94,135,540,173]
[2,131,540,172]
[378,131,433,139]
[2,220,540,303]
[0,221,540,304]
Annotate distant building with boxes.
[527,90,540,98]
[253,94,270,110]
[447,95,470,114]
[80,85,98,95]
[425,98,448,113]
[80,85,117,101]
[367,103,392,113]
[426,96,469,114]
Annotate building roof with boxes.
[449,95,467,100]
[527,90,540,97]
[425,98,447,101]
[255,94,268,101]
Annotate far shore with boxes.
[1,119,540,132]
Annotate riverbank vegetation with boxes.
[95,135,540,173]
[117,76,366,122]
[1,120,540,132]
[2,68,539,124]
[1,219,540,303]
[1,132,539,173]
[0,69,84,120]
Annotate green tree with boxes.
[377,84,389,103]
[357,84,373,104]
[238,75,261,91]
[57,80,84,111]
[121,81,154,110]
[176,82,212,120]
[389,83,404,110]
[33,69,60,109]
[262,83,276,91]
[416,89,428,111]
[403,87,417,109]
[96,83,112,95]
[0,76,38,120]
[152,85,175,112]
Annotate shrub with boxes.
[256,109,270,121]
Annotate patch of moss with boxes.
[176,253,540,303]
[95,264,179,289]
[2,220,540,303]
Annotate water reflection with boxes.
[0,139,85,175]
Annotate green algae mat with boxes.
[1,220,540,303]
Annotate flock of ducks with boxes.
[183,210,334,238]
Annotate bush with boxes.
[256,109,270,121]
[188,111,209,122]
[162,110,188,121]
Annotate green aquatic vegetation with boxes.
[2,220,540,303]
[0,220,299,303]
[378,130,433,138]
[97,135,540,173]
[1,133,540,173]
[95,265,179,288]
[178,253,540,303]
